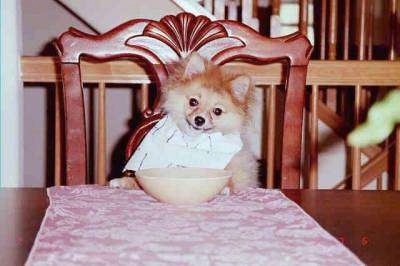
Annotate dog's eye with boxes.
[213,108,223,116]
[189,98,199,107]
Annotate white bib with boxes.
[124,115,243,171]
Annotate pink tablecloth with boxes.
[26,186,363,265]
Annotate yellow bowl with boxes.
[135,167,231,205]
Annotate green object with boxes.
[347,89,400,147]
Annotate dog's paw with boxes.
[109,177,140,189]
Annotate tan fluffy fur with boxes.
[162,53,259,191]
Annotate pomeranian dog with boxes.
[110,52,259,192]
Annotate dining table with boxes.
[1,187,399,266]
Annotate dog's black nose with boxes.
[194,116,205,126]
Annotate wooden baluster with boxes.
[390,0,399,190]
[271,0,280,15]
[299,0,308,36]
[338,0,351,117]
[328,0,337,60]
[299,0,318,189]
[227,0,237,20]
[343,0,350,60]
[319,0,327,102]
[252,0,257,18]
[358,0,367,60]
[389,0,397,61]
[319,0,327,59]
[266,85,276,188]
[299,0,311,188]
[55,82,61,186]
[214,0,226,19]
[309,85,319,188]
[367,1,374,60]
[352,0,367,190]
[96,82,107,185]
[352,85,362,190]
[359,0,371,130]
[360,0,370,121]
[326,0,338,111]
[140,84,149,112]
[365,0,381,190]
[395,126,400,190]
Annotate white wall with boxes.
[1,0,23,187]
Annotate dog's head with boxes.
[162,53,253,136]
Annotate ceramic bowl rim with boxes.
[135,167,232,180]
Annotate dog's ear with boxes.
[230,75,250,102]
[184,52,206,77]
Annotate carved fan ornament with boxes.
[56,12,311,71]
[126,13,244,63]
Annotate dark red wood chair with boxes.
[55,12,312,188]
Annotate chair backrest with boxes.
[55,12,312,188]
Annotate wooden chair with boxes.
[54,12,312,188]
